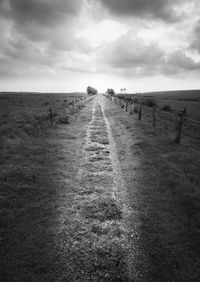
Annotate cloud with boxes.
[0,0,200,89]
[0,0,94,78]
[190,19,200,53]
[98,33,165,75]
[0,26,93,78]
[164,50,200,74]
[97,32,200,77]
[96,0,185,22]
[0,0,80,25]
[0,0,83,42]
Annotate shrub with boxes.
[87,86,98,96]
[161,105,173,112]
[144,99,157,108]
[106,89,115,96]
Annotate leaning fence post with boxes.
[138,103,142,120]
[49,107,53,127]
[174,110,185,143]
[153,105,156,128]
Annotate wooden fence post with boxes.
[125,100,128,112]
[49,107,53,127]
[174,110,185,143]
[138,103,142,120]
[123,99,125,109]
[153,106,156,128]
[131,102,134,115]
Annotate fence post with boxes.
[153,106,156,128]
[174,110,185,143]
[125,100,128,112]
[131,102,134,115]
[49,107,53,127]
[138,103,142,120]
[123,99,125,109]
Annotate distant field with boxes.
[114,89,200,149]
[116,89,200,121]
[0,92,88,138]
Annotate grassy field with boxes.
[104,96,200,280]
[1,92,129,281]
[0,92,91,281]
[115,90,200,149]
[1,91,200,281]
[116,89,200,121]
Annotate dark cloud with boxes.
[96,0,184,22]
[0,0,93,78]
[190,19,200,53]
[0,0,86,48]
[0,26,93,77]
[0,0,199,82]
[98,33,200,77]
[1,0,80,25]
[164,51,200,74]
[99,34,165,75]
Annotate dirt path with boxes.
[56,94,150,281]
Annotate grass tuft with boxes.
[83,196,122,221]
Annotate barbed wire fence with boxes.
[105,94,200,149]
[48,95,95,127]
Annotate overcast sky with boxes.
[0,0,200,93]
